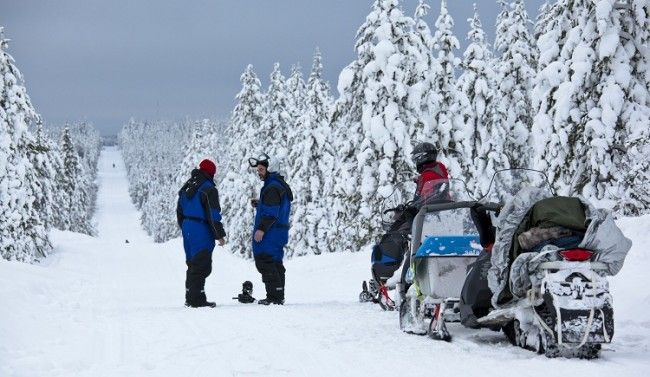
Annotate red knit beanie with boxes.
[199,159,217,177]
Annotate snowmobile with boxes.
[459,169,632,358]
[396,178,501,341]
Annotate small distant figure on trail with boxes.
[125,239,129,244]
[112,163,116,168]
[248,153,293,305]
[176,159,226,308]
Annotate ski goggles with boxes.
[248,153,270,168]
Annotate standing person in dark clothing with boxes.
[176,159,226,308]
[248,154,293,305]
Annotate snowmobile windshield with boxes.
[479,169,554,205]
[419,206,483,250]
[416,178,473,206]
[379,178,472,228]
[379,180,416,227]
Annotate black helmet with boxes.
[411,142,438,170]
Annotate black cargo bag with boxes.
[459,249,493,328]
[371,231,408,282]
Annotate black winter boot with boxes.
[185,300,216,308]
[258,297,284,305]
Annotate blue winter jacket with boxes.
[177,169,226,261]
[252,172,293,261]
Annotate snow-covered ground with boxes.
[0,147,648,377]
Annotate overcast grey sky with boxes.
[1,0,543,135]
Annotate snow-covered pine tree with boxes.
[430,0,464,178]
[176,119,219,183]
[285,64,307,176]
[408,0,438,141]
[532,0,649,210]
[0,28,51,262]
[611,0,650,214]
[120,118,191,241]
[285,64,307,123]
[494,0,514,53]
[57,127,94,235]
[221,64,265,258]
[287,48,334,256]
[492,0,537,170]
[142,119,217,243]
[260,63,292,161]
[533,1,551,42]
[330,0,419,250]
[68,121,100,226]
[456,4,496,197]
[120,119,150,209]
[28,121,64,230]
[328,59,366,252]
[68,121,101,182]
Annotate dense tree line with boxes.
[120,0,649,257]
[119,118,227,242]
[0,27,100,262]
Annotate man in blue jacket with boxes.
[176,159,226,308]
[249,154,293,305]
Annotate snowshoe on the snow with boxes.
[233,281,256,304]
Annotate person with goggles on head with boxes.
[248,153,294,305]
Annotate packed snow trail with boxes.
[1,146,649,377]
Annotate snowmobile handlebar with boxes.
[383,203,414,215]
[471,202,502,213]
